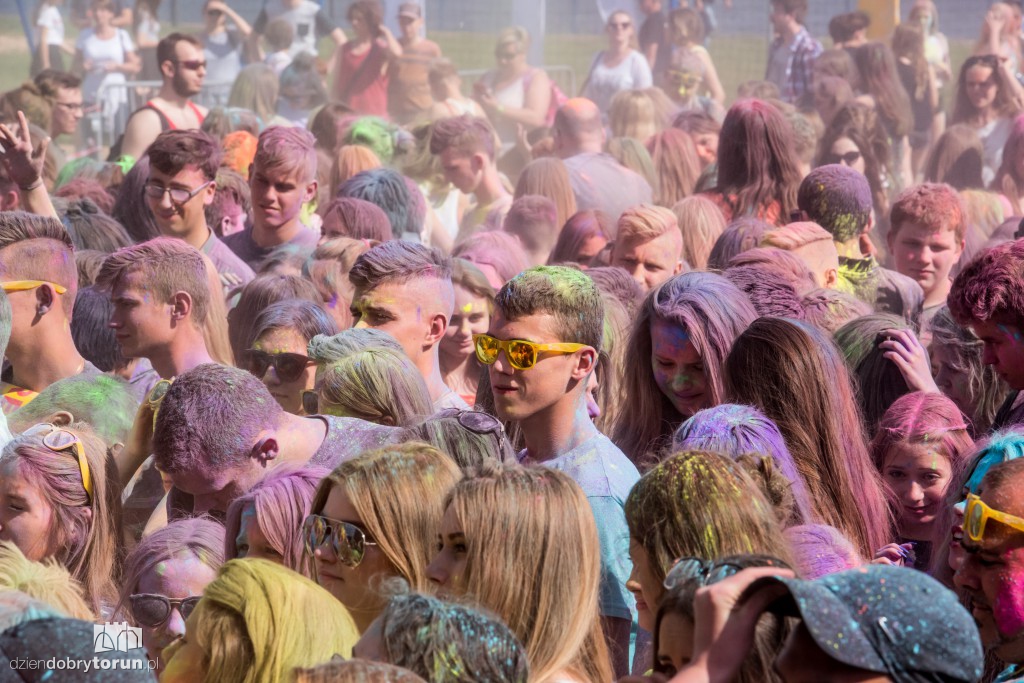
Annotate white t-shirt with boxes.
[75,28,134,107]
[36,5,64,46]
[978,116,1014,186]
[254,0,336,58]
[582,49,653,112]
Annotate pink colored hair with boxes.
[890,182,966,241]
[223,466,328,579]
[254,126,318,184]
[948,239,1024,327]
[871,391,974,478]
[452,231,531,286]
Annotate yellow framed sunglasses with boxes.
[0,280,67,295]
[473,333,586,371]
[964,493,1024,542]
[21,423,93,504]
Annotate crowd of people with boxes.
[0,0,1022,681]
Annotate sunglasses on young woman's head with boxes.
[472,334,586,371]
[21,423,93,504]
[129,594,202,628]
[244,349,316,383]
[663,555,791,591]
[303,514,377,568]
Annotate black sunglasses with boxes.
[826,150,862,166]
[129,593,201,628]
[244,349,315,383]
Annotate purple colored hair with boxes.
[782,524,862,579]
[672,403,814,524]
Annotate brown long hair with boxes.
[646,129,701,207]
[612,272,758,466]
[514,157,577,230]
[817,102,893,219]
[724,317,892,557]
[446,463,613,683]
[713,99,801,222]
[952,54,1023,125]
[854,42,913,138]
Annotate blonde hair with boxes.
[672,196,726,270]
[495,26,530,54]
[304,237,372,329]
[311,444,461,591]
[514,157,578,230]
[761,221,833,250]
[329,145,382,199]
[617,203,678,242]
[626,451,793,583]
[2,423,122,615]
[316,348,433,426]
[192,558,359,683]
[201,253,235,366]
[609,90,661,143]
[0,541,93,620]
[445,463,613,683]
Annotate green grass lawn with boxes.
[0,13,975,115]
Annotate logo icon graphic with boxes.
[93,622,143,653]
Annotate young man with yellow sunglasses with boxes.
[479,265,639,678]
[955,457,1024,681]
[0,213,101,414]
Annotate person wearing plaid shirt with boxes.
[765,0,823,105]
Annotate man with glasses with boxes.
[33,69,84,169]
[0,212,101,413]
[480,265,639,676]
[955,457,1024,682]
[144,130,254,290]
[118,33,208,161]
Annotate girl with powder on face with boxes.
[440,259,495,408]
[869,392,974,573]
[725,317,892,559]
[306,443,461,634]
[116,517,224,675]
[624,451,793,649]
[0,423,121,618]
[612,271,757,467]
[427,463,613,683]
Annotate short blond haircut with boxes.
[618,204,679,242]
[96,237,211,326]
[0,541,93,620]
[761,221,833,250]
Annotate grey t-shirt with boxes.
[562,152,654,227]
[523,432,640,621]
[203,29,243,85]
[223,223,320,271]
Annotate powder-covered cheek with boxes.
[992,570,1024,637]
